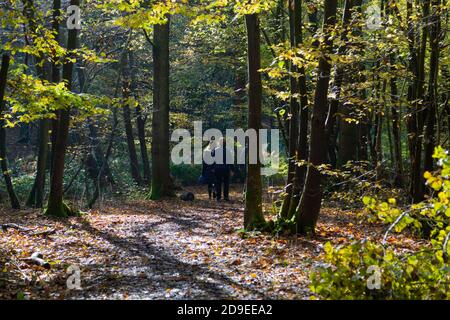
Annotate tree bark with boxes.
[129,51,151,184]
[121,51,142,186]
[26,119,50,208]
[22,0,50,208]
[244,13,265,229]
[150,17,174,199]
[280,0,300,219]
[288,0,310,219]
[45,0,79,217]
[333,0,361,167]
[389,56,403,187]
[408,0,430,202]
[295,0,338,234]
[0,54,20,209]
[49,0,61,179]
[423,0,440,173]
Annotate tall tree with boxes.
[0,54,20,209]
[279,0,301,219]
[244,12,265,229]
[408,0,430,202]
[121,51,142,185]
[287,0,310,219]
[389,55,403,187]
[23,0,51,208]
[45,0,80,217]
[423,0,441,173]
[150,17,173,199]
[295,0,338,234]
[129,51,151,184]
[334,0,361,167]
[286,1,320,219]
[49,0,61,178]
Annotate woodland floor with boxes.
[0,185,426,300]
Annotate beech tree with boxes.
[243,12,265,229]
[0,54,20,209]
[45,0,80,217]
[121,50,142,186]
[296,0,338,234]
[150,16,173,199]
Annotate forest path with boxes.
[1,185,388,300]
[65,185,316,299]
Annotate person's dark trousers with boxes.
[208,182,215,199]
[215,169,230,201]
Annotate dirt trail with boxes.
[65,187,315,299]
[1,186,418,300]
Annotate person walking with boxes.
[201,139,216,199]
[212,138,234,201]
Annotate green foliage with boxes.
[324,161,406,209]
[361,146,450,235]
[270,216,296,235]
[4,71,110,127]
[311,240,450,299]
[170,163,202,186]
[311,147,450,299]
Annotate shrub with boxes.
[310,146,450,299]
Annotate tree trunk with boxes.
[288,0,310,219]
[22,0,50,208]
[150,17,174,199]
[26,119,50,208]
[0,54,20,209]
[27,62,51,208]
[333,0,361,167]
[45,0,79,217]
[295,0,338,234]
[375,110,383,180]
[423,0,440,173]
[244,13,265,229]
[49,0,61,179]
[408,0,430,202]
[129,51,151,184]
[280,0,300,219]
[390,56,403,187]
[121,51,142,186]
[358,81,369,162]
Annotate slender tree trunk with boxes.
[244,13,265,229]
[409,0,430,202]
[424,0,440,173]
[406,0,417,196]
[150,17,174,199]
[136,105,150,184]
[390,56,403,187]
[23,0,51,208]
[374,80,386,180]
[121,51,142,185]
[0,54,20,209]
[288,0,310,219]
[296,0,338,234]
[27,119,50,208]
[280,0,300,219]
[358,79,369,161]
[129,51,151,184]
[50,0,61,179]
[333,0,361,167]
[45,0,79,217]
[386,105,394,177]
[375,110,383,180]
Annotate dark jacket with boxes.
[201,149,215,183]
[212,146,234,173]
